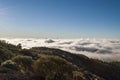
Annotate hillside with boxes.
[0,40,120,80]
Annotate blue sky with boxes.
[0,0,120,38]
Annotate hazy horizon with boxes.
[0,0,120,38]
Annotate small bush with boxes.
[12,55,33,71]
[20,49,32,56]
[46,72,67,80]
[0,46,13,63]
[20,49,37,58]
[33,56,76,79]
[1,60,19,71]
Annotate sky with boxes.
[0,0,120,38]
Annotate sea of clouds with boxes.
[0,38,120,62]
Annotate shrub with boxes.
[12,55,33,71]
[20,49,37,59]
[46,72,67,80]
[0,46,13,63]
[16,43,22,49]
[20,49,32,56]
[0,40,21,54]
[1,60,19,71]
[33,56,76,79]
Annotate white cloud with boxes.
[1,38,120,62]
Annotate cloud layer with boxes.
[1,38,120,62]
